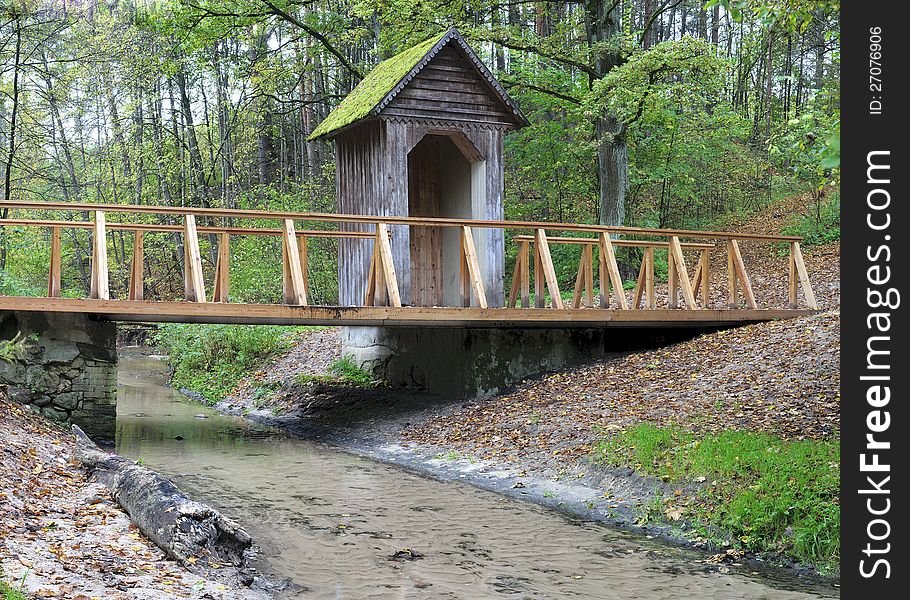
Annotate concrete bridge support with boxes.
[0,311,117,440]
[342,325,706,399]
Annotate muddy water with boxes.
[114,352,837,599]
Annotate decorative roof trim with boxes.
[373,26,529,128]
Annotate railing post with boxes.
[534,229,563,309]
[460,226,487,308]
[519,240,530,308]
[598,232,629,310]
[183,215,206,302]
[583,243,594,308]
[89,211,109,300]
[631,251,647,309]
[790,241,818,310]
[375,223,401,307]
[700,248,710,308]
[788,241,798,308]
[281,220,308,306]
[726,239,757,309]
[571,247,586,308]
[668,236,697,309]
[212,232,229,303]
[48,226,61,298]
[645,247,655,309]
[727,240,738,308]
[668,247,678,309]
[128,230,144,301]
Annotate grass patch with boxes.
[780,192,840,248]
[295,355,380,387]
[154,324,305,404]
[593,423,840,573]
[0,566,28,600]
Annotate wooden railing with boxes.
[0,200,818,312]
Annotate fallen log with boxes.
[73,425,253,580]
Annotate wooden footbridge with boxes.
[0,201,818,329]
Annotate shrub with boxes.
[153,324,300,403]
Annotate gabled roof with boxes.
[308,27,528,140]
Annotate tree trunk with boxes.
[596,115,628,226]
[586,0,626,226]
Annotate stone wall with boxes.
[0,311,117,440]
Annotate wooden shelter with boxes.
[310,27,528,307]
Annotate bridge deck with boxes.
[0,297,816,328]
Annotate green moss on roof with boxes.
[308,32,448,140]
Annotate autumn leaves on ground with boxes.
[0,390,264,599]
[402,191,841,573]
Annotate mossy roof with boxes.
[308,32,448,140]
[308,27,527,140]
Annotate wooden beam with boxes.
[668,248,678,309]
[375,223,401,308]
[0,218,376,240]
[700,248,710,308]
[791,241,818,310]
[512,235,715,250]
[89,211,110,300]
[298,234,309,304]
[460,226,488,309]
[599,233,628,310]
[668,236,698,309]
[788,242,798,309]
[128,230,144,301]
[584,244,595,308]
[534,235,545,308]
[48,226,61,298]
[535,229,563,309]
[571,249,586,309]
[519,241,530,308]
[183,215,206,303]
[281,220,308,306]
[0,295,820,328]
[598,245,609,308]
[727,241,738,308]
[727,239,757,309]
[508,253,522,308]
[631,252,647,309]
[364,245,377,307]
[212,232,229,303]
[0,200,805,242]
[645,247,655,310]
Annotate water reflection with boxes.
[115,351,838,599]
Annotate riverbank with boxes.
[212,310,839,580]
[0,388,269,599]
[191,193,840,583]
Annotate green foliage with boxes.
[593,424,840,572]
[588,38,728,127]
[781,193,840,247]
[153,324,301,403]
[296,354,378,387]
[0,332,33,363]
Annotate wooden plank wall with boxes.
[382,45,517,128]
[335,122,506,308]
[334,41,514,307]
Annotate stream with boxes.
[113,351,838,599]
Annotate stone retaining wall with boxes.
[0,311,117,440]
